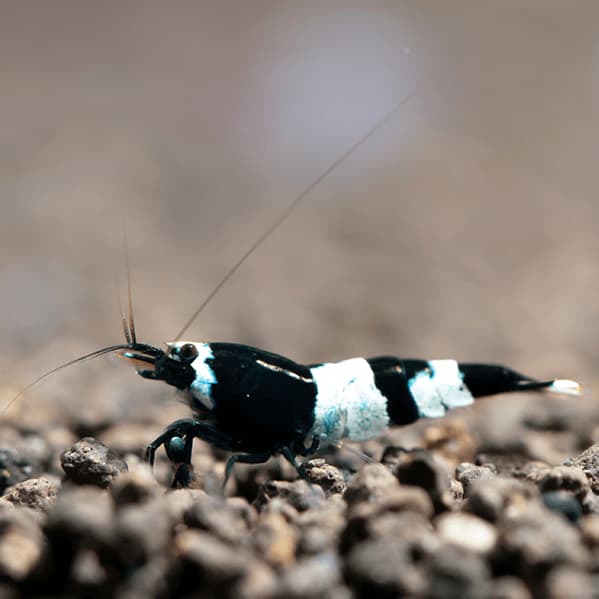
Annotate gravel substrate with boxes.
[0,394,598,599]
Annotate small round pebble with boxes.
[110,462,160,506]
[45,485,114,545]
[61,438,128,488]
[496,504,590,578]
[343,463,399,506]
[174,529,252,585]
[3,476,59,512]
[435,512,498,554]
[184,493,250,544]
[301,459,346,495]
[539,465,590,500]
[297,501,345,555]
[426,544,490,599]
[114,498,172,566]
[348,485,434,520]
[345,537,426,596]
[542,491,583,523]
[465,477,537,522]
[456,462,497,497]
[391,449,452,510]
[279,552,342,598]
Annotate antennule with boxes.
[115,275,132,345]
[124,225,137,345]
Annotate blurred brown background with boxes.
[0,1,597,425]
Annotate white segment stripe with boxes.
[408,359,474,419]
[189,342,218,410]
[309,357,390,443]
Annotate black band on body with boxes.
[367,356,427,426]
[206,343,318,453]
[459,363,548,397]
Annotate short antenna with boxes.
[115,275,132,345]
[174,68,436,341]
[123,225,137,345]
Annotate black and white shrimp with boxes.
[118,338,581,488]
[10,72,583,491]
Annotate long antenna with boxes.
[174,68,436,341]
[3,344,132,415]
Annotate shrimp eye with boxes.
[178,343,199,362]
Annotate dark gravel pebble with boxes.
[365,511,437,558]
[278,552,343,598]
[464,477,537,523]
[343,463,399,506]
[425,544,490,599]
[114,498,173,567]
[183,493,251,544]
[69,547,107,591]
[297,500,345,555]
[110,463,161,506]
[301,458,346,495]
[353,485,434,519]
[542,491,583,523]
[174,529,253,586]
[256,479,326,512]
[39,489,112,594]
[61,437,128,488]
[493,504,590,585]
[563,444,599,493]
[386,447,452,510]
[344,536,426,597]
[512,460,553,484]
[456,462,498,497]
[0,448,42,494]
[343,488,433,552]
[538,465,590,500]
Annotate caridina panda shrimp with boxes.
[122,340,581,488]
[12,70,583,490]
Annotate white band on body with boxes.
[189,343,217,410]
[309,357,389,443]
[408,359,474,418]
